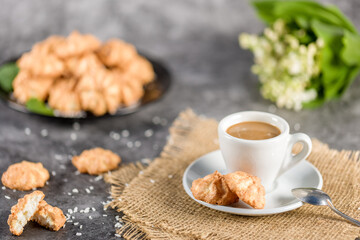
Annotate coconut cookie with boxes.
[8,191,45,236]
[191,171,238,206]
[72,147,121,175]
[224,171,266,209]
[31,200,66,231]
[1,161,50,191]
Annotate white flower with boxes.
[239,19,322,110]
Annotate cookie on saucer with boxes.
[191,171,238,205]
[72,147,121,175]
[1,161,50,191]
[224,171,265,209]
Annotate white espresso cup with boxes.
[218,111,312,192]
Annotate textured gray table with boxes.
[0,0,360,239]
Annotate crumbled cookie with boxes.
[191,171,238,206]
[224,171,266,209]
[1,161,50,191]
[96,39,137,67]
[31,200,66,231]
[7,191,45,236]
[72,148,121,175]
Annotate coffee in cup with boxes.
[218,111,312,192]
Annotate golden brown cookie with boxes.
[125,55,155,84]
[65,53,103,77]
[224,171,266,209]
[48,78,82,115]
[1,161,50,191]
[31,200,66,231]
[12,71,54,104]
[191,171,238,206]
[72,148,121,175]
[7,191,45,236]
[96,39,137,67]
[54,31,101,59]
[17,52,65,78]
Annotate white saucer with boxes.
[183,150,323,216]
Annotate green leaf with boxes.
[252,0,358,33]
[26,98,54,116]
[0,63,19,93]
[341,30,360,66]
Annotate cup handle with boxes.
[278,133,312,177]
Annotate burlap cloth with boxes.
[105,109,360,239]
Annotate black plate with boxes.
[0,55,171,119]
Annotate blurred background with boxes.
[1,0,359,150]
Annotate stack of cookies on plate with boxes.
[13,31,155,116]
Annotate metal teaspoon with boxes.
[292,188,360,227]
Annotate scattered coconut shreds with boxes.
[115,222,122,228]
[76,232,82,236]
[115,216,120,220]
[126,142,133,148]
[141,158,151,165]
[168,175,173,179]
[89,216,93,220]
[13,189,16,192]
[70,133,77,141]
[54,154,63,161]
[94,175,103,181]
[63,224,66,229]
[73,122,81,131]
[5,195,10,199]
[84,207,90,213]
[134,141,141,148]
[40,129,48,137]
[121,130,130,138]
[67,192,72,196]
[24,127,31,135]
[91,207,96,212]
[68,209,73,214]
[110,131,121,140]
[75,171,80,175]
[74,222,79,226]
[152,116,161,125]
[144,129,153,137]
[2,186,6,190]
[80,225,83,229]
[72,188,79,193]
[45,181,49,186]
[115,234,121,238]
[32,188,37,191]
[85,188,91,194]
[51,171,56,176]
[150,179,155,184]
[74,207,78,213]
[103,214,107,217]
[72,216,75,219]
[89,186,94,190]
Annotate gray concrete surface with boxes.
[0,0,359,239]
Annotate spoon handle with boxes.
[327,200,360,227]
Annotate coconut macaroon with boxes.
[191,171,238,206]
[31,200,66,231]
[1,161,50,191]
[72,147,121,175]
[7,191,45,236]
[224,171,266,209]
